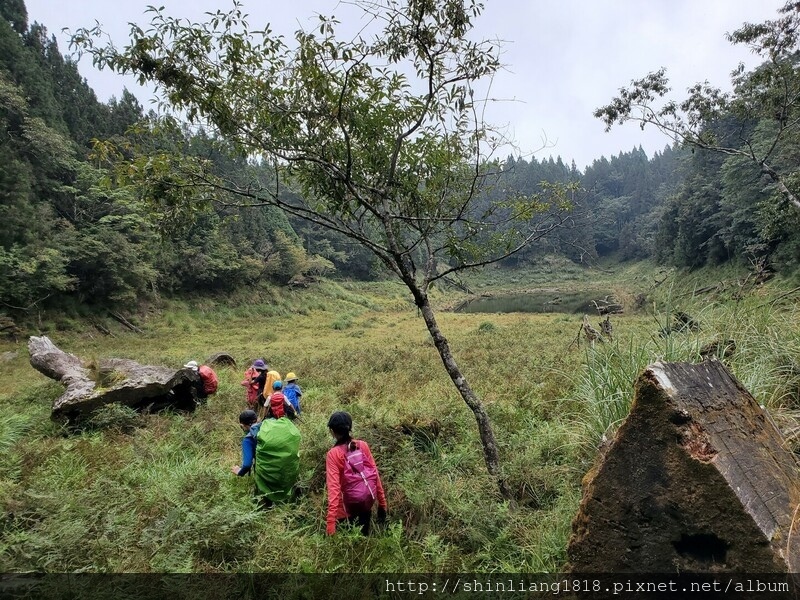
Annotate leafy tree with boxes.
[73,0,572,497]
[577,145,684,261]
[289,218,381,279]
[3,1,308,314]
[56,162,159,304]
[595,1,800,213]
[0,71,74,309]
[105,89,145,138]
[18,23,68,132]
[264,229,310,284]
[0,245,73,310]
[495,156,585,264]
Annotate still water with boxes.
[455,290,615,314]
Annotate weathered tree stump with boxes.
[660,311,701,337]
[568,359,800,573]
[1,316,21,340]
[699,338,737,360]
[599,315,613,340]
[28,336,203,421]
[582,315,604,345]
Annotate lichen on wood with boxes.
[568,359,800,573]
[28,336,202,422]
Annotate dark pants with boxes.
[339,510,371,536]
[192,380,208,402]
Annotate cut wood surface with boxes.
[28,336,202,420]
[568,359,800,573]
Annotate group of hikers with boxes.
[219,358,388,535]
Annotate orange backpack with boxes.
[198,365,218,395]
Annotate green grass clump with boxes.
[331,314,354,330]
[477,321,496,333]
[87,404,142,433]
[567,272,800,458]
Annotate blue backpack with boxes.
[283,383,301,414]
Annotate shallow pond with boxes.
[455,289,616,314]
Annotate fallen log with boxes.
[287,275,318,289]
[28,336,202,421]
[206,352,237,368]
[677,283,723,298]
[759,285,800,309]
[109,311,143,333]
[440,275,474,295]
[590,298,624,315]
[598,303,623,315]
[90,320,114,337]
[568,360,800,573]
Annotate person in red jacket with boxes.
[183,360,218,402]
[325,411,387,535]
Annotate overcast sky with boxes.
[24,0,787,170]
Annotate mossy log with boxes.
[28,336,202,421]
[568,359,800,573]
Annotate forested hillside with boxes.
[0,0,352,317]
[2,0,798,325]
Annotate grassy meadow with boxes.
[1,260,799,573]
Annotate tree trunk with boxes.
[28,336,203,421]
[762,162,800,212]
[416,295,513,501]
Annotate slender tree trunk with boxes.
[414,291,513,500]
[774,178,800,212]
[387,235,512,499]
[761,162,800,212]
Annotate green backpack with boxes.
[254,417,301,502]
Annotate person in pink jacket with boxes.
[325,411,387,535]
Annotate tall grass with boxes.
[569,273,800,461]
[0,264,797,573]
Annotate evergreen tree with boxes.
[0,0,27,34]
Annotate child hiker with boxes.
[265,380,296,420]
[283,372,303,415]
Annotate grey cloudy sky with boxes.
[24,0,787,169]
